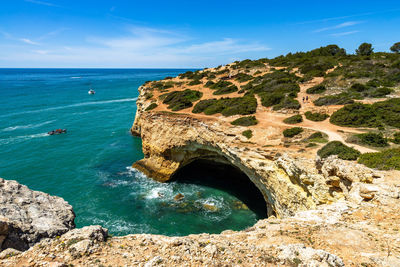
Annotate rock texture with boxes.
[2,174,400,266]
[0,178,75,251]
[131,91,383,218]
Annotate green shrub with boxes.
[354,132,389,147]
[304,111,329,121]
[192,95,257,116]
[329,103,379,127]
[306,84,326,94]
[350,83,368,92]
[283,114,303,124]
[314,93,355,106]
[304,132,329,143]
[231,116,258,126]
[206,80,238,95]
[188,79,202,85]
[242,130,253,139]
[272,97,301,110]
[330,99,400,129]
[283,127,303,138]
[162,89,202,111]
[145,103,158,111]
[317,141,361,160]
[392,132,400,144]
[258,92,284,107]
[358,148,400,170]
[235,73,253,82]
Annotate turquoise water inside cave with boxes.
[0,69,266,236]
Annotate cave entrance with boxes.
[170,158,268,219]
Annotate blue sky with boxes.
[1,0,400,68]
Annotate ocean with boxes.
[0,68,263,236]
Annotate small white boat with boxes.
[88,89,95,95]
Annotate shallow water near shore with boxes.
[0,69,264,236]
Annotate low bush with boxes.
[329,103,379,127]
[283,127,303,138]
[231,116,258,126]
[358,148,400,170]
[272,97,301,110]
[304,111,329,121]
[354,132,389,147]
[283,114,303,124]
[188,79,202,85]
[192,95,257,116]
[145,103,158,111]
[306,84,326,94]
[330,98,400,129]
[314,93,355,106]
[392,132,400,144]
[162,89,202,111]
[206,80,238,95]
[242,130,253,139]
[304,132,329,143]
[235,73,253,82]
[317,141,361,160]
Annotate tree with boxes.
[390,42,400,53]
[356,43,374,56]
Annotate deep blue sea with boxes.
[0,69,263,236]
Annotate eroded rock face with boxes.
[131,102,382,218]
[0,178,75,251]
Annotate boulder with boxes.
[0,178,75,251]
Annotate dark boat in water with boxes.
[48,129,67,135]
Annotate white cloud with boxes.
[0,26,270,68]
[314,21,363,33]
[19,38,40,45]
[25,0,60,7]
[330,31,360,37]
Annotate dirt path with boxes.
[149,66,378,153]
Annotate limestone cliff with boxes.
[131,84,379,218]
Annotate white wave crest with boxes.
[0,132,49,146]
[70,76,82,79]
[2,120,56,132]
[0,98,138,118]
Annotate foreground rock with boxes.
[0,178,75,251]
[2,170,399,266]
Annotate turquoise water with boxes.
[0,69,265,236]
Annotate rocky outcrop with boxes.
[0,178,75,251]
[131,97,382,217]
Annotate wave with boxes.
[70,76,82,79]
[0,97,138,118]
[2,120,56,132]
[0,132,48,146]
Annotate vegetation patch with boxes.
[162,89,202,111]
[330,99,400,129]
[314,93,355,106]
[206,80,238,95]
[392,132,400,144]
[145,103,158,111]
[192,95,257,116]
[349,132,389,147]
[151,81,175,91]
[188,79,202,85]
[231,116,258,126]
[317,141,361,160]
[306,84,326,94]
[304,132,329,143]
[358,148,400,170]
[283,127,303,138]
[235,73,253,82]
[242,129,253,139]
[283,114,303,124]
[304,111,329,121]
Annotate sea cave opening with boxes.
[170,158,268,220]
